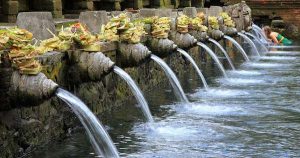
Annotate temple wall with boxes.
[0,41,236,157]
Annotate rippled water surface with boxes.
[31,49,300,157]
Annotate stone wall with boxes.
[0,41,229,157]
[0,0,205,22]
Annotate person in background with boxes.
[262,26,292,45]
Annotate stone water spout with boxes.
[169,32,197,49]
[147,38,178,58]
[117,42,152,68]
[7,72,58,108]
[69,51,115,82]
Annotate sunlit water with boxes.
[31,49,300,157]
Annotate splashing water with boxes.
[151,54,189,102]
[113,66,154,123]
[223,35,250,61]
[177,48,209,89]
[56,88,120,158]
[243,62,290,69]
[197,42,228,78]
[260,56,297,61]
[238,32,261,57]
[208,38,235,70]
[227,70,263,76]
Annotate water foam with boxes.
[218,78,266,85]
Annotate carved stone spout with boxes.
[208,29,224,41]
[189,30,209,42]
[147,38,178,58]
[222,26,238,36]
[169,32,197,49]
[9,72,58,106]
[69,51,115,82]
[117,42,151,68]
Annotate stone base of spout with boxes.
[146,38,177,58]
[189,30,209,42]
[169,32,197,49]
[117,42,151,68]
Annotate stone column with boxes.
[52,0,63,18]
[179,0,191,7]
[134,0,143,9]
[2,0,18,22]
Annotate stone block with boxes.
[139,8,157,17]
[53,0,62,11]
[53,11,63,18]
[197,8,208,14]
[3,1,19,15]
[183,7,197,18]
[208,6,223,16]
[79,11,109,34]
[16,12,56,40]
[134,0,143,9]
[157,8,172,17]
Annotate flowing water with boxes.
[224,35,250,61]
[32,47,300,157]
[252,25,269,44]
[238,32,261,56]
[177,48,209,89]
[55,88,119,158]
[150,54,189,102]
[208,38,235,70]
[197,42,228,78]
[245,32,269,53]
[113,66,154,123]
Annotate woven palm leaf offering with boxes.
[151,17,171,39]
[99,13,147,44]
[0,28,42,75]
[190,13,208,32]
[208,16,220,30]
[188,12,209,42]
[69,23,101,52]
[219,12,237,36]
[177,15,190,33]
[36,28,73,54]
[220,12,235,27]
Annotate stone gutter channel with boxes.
[0,3,252,157]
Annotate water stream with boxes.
[197,42,228,78]
[150,54,189,102]
[113,66,154,123]
[238,32,261,56]
[252,25,269,44]
[177,48,209,89]
[244,32,269,53]
[208,38,236,70]
[56,88,120,158]
[224,35,250,61]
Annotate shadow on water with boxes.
[30,43,300,157]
